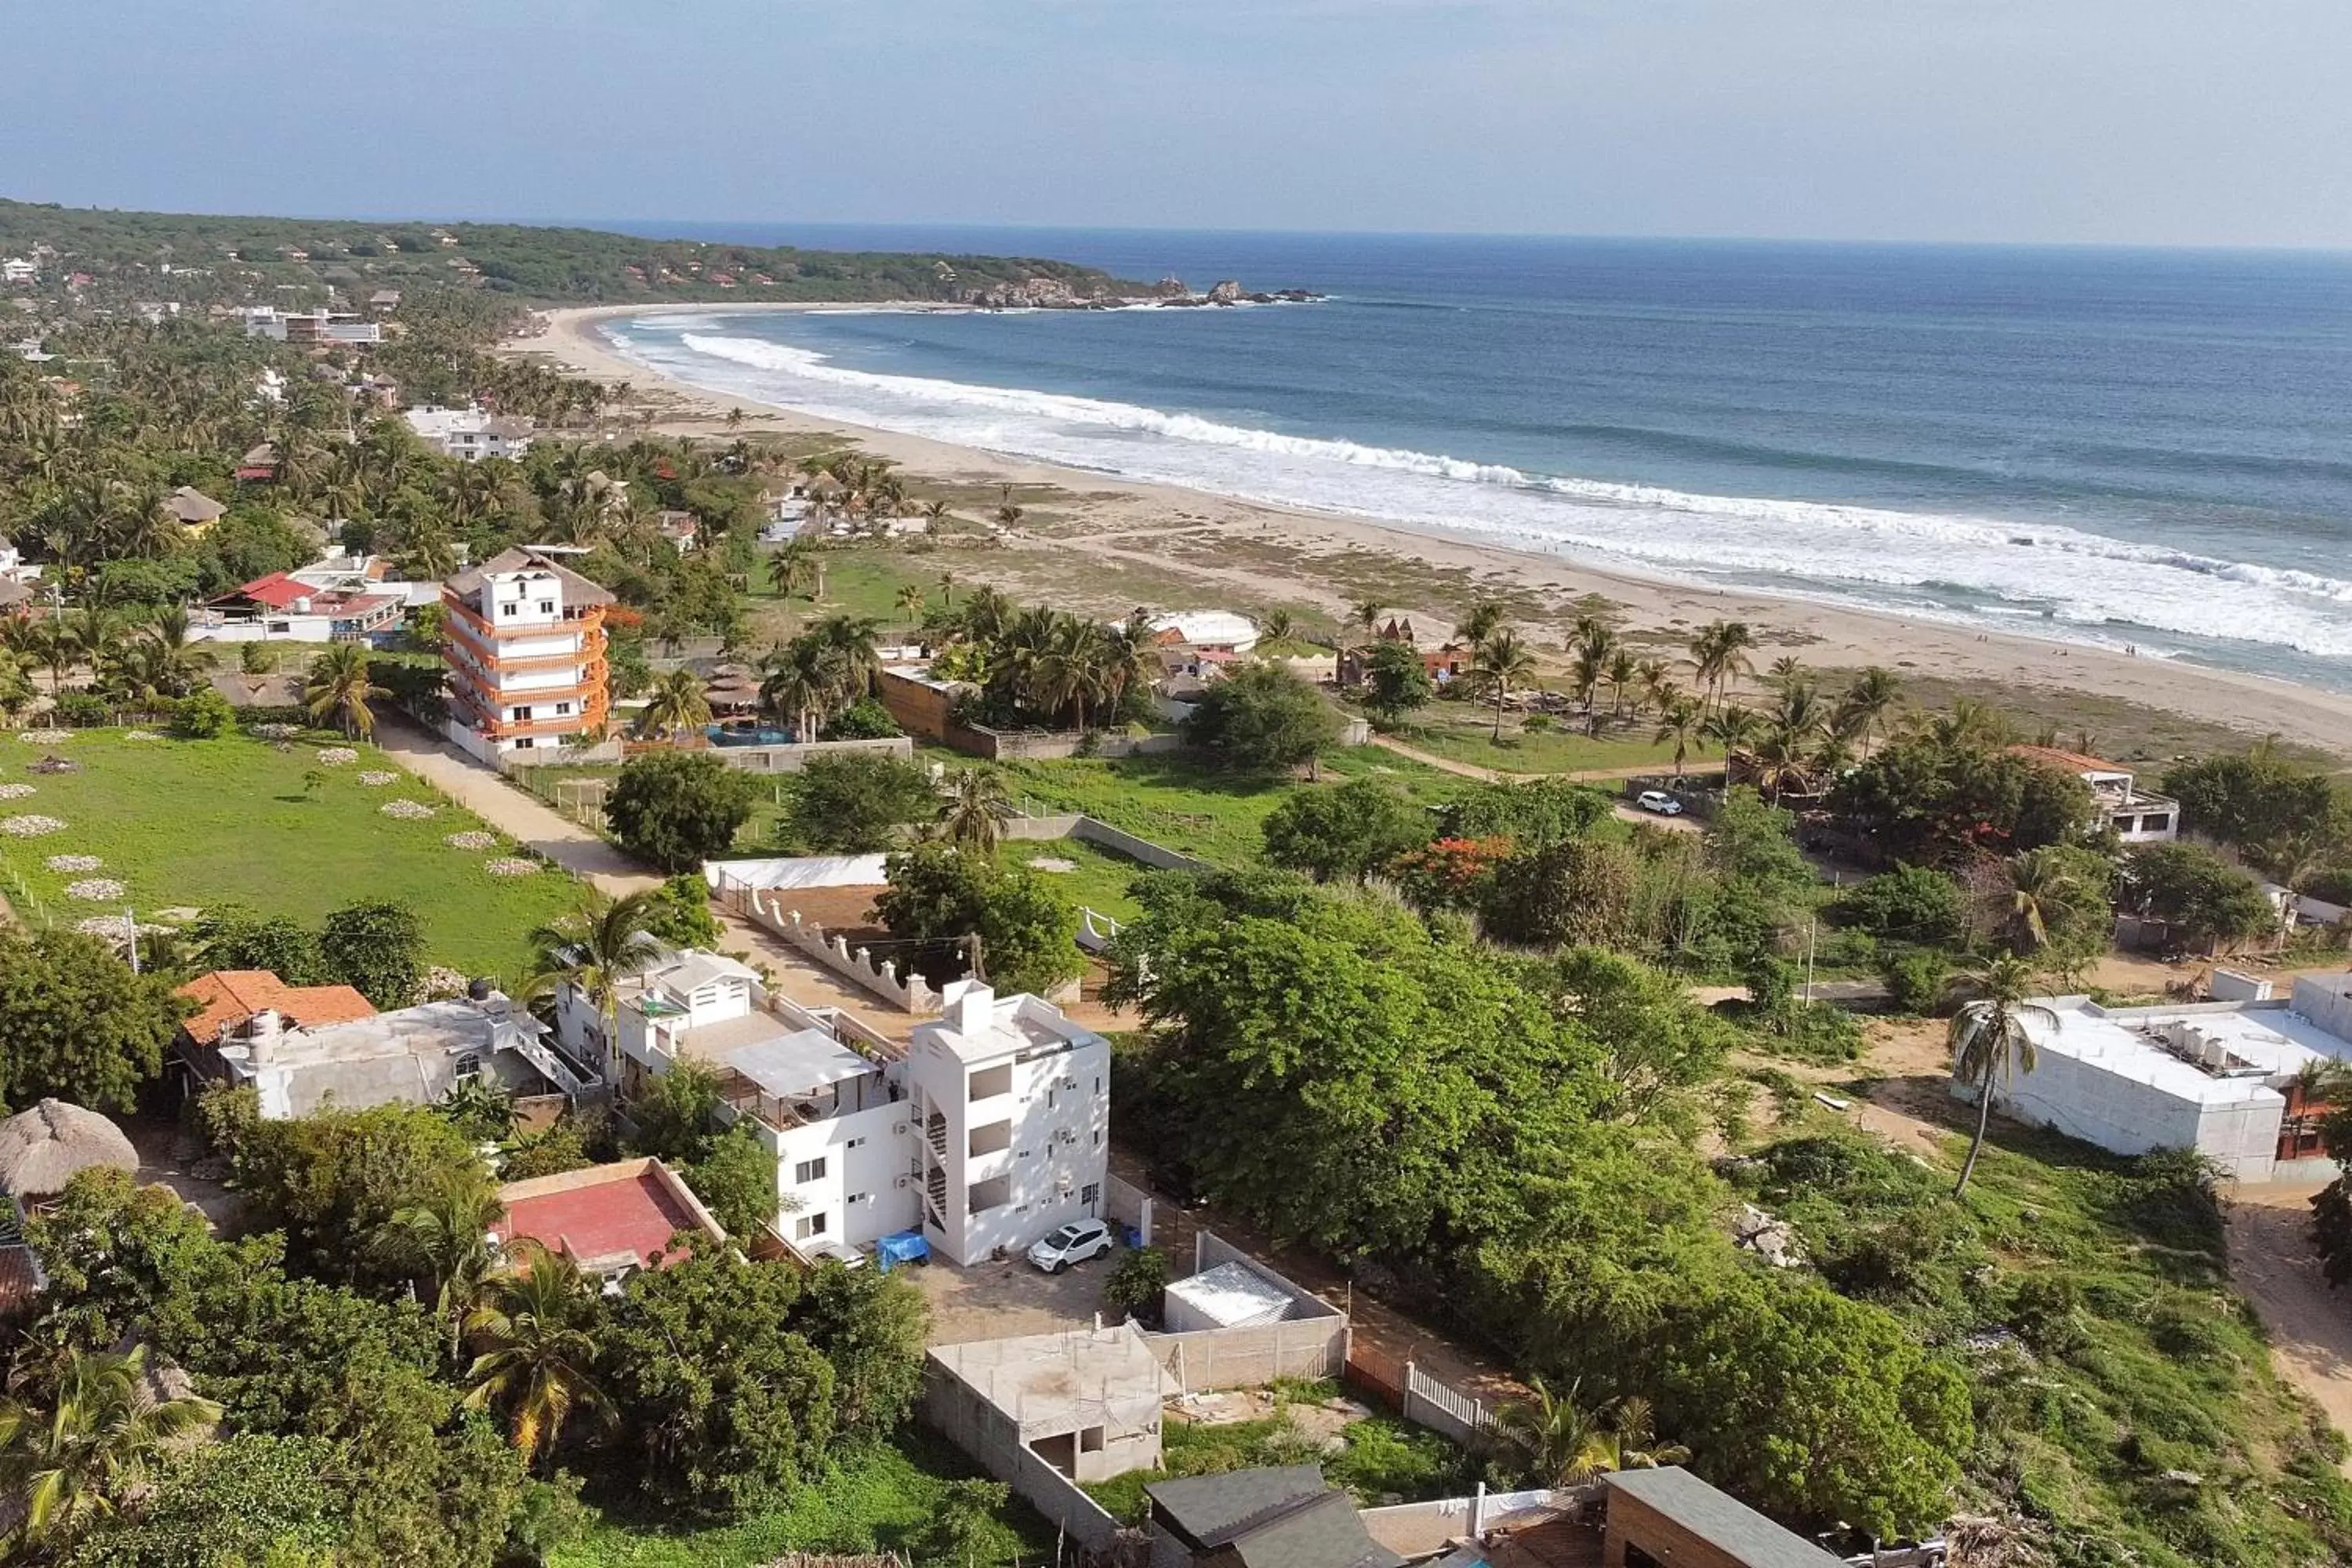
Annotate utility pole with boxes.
[1802,915,1817,1005]
[123,907,139,974]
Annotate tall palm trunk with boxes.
[1955,1077,1997,1196]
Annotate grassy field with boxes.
[741,546,943,640]
[553,1434,1055,1568]
[997,834,1156,920]
[998,746,1466,869]
[1381,702,1708,776]
[0,727,581,974]
[1080,1385,1474,1523]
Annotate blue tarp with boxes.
[876,1229,930,1272]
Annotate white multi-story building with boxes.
[405,404,535,461]
[441,547,613,763]
[560,951,1110,1267]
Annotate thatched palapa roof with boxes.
[0,1099,139,1198]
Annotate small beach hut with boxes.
[702,662,764,717]
[0,1099,140,1202]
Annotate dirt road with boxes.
[2226,1184,2352,1466]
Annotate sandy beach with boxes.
[510,304,2352,760]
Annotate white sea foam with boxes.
[619,325,2352,662]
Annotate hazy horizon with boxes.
[14,0,2352,250]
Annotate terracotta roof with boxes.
[2009,744,2129,776]
[497,1157,726,1273]
[216,572,314,611]
[177,970,377,1046]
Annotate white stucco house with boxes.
[559,950,1110,1267]
[405,404,535,461]
[1960,971,2352,1181]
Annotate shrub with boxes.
[818,698,902,740]
[1838,864,1965,944]
[1182,663,1341,773]
[54,691,111,726]
[173,687,238,738]
[607,750,760,872]
[1102,1245,1169,1326]
[1882,949,1952,1014]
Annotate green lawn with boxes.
[553,1434,1055,1568]
[998,835,1156,920]
[743,547,941,634]
[1381,702,1709,776]
[997,746,1466,869]
[1081,1389,1473,1523]
[0,727,583,974]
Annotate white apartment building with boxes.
[241,307,383,347]
[559,952,1110,1267]
[441,548,614,763]
[405,404,535,461]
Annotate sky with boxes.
[10,0,2352,248]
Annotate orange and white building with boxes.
[442,547,615,763]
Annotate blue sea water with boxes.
[587,224,2352,688]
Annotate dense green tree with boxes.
[789,1261,932,1438]
[1260,777,1432,882]
[789,750,938,852]
[1486,837,1640,948]
[0,928,188,1112]
[229,1102,492,1283]
[318,897,426,1007]
[600,1249,839,1515]
[684,1123,782,1239]
[2119,840,2278,951]
[171,685,237,737]
[1436,778,1614,845]
[605,750,760,872]
[1359,637,1433,728]
[1835,864,1965,945]
[1828,732,2095,865]
[643,871,723,949]
[1181,662,1341,773]
[2162,747,2343,869]
[874,842,1083,996]
[59,1434,347,1568]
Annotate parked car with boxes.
[1027,1218,1115,1274]
[1635,789,1685,816]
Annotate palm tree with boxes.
[767,540,822,605]
[1472,629,1537,742]
[1835,666,1902,754]
[1492,1376,1617,1489]
[1766,654,1806,694]
[1606,648,1639,720]
[1454,601,1505,646]
[528,888,662,1073]
[760,637,839,742]
[1653,695,1704,781]
[894,584,926,623]
[369,1178,504,1367]
[2005,846,2083,956]
[920,499,953,537]
[936,570,957,609]
[463,1242,610,1471]
[1602,1397,1690,1472]
[303,641,388,739]
[938,768,1016,852]
[0,1344,222,1548]
[1947,954,2053,1196]
[634,667,712,741]
[1348,601,1384,646]
[1700,703,1760,761]
[994,503,1025,531]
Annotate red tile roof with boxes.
[177,971,377,1045]
[497,1159,727,1274]
[216,572,315,611]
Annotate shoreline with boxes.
[507,303,2352,760]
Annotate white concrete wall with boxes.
[774,1102,920,1250]
[1982,1044,2285,1179]
[909,1022,1109,1265]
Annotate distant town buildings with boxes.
[405,404,535,461]
[441,546,614,761]
[241,307,382,347]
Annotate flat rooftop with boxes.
[498,1158,722,1273]
[930,1323,1167,1438]
[2025,995,2352,1106]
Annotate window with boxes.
[1092,1130,1102,1149]
[497,601,514,617]
[846,1136,866,1151]
[793,1156,827,1185]
[511,706,533,722]
[970,1065,1012,1101]
[514,737,535,750]
[1080,1427,1105,1454]
[555,702,572,716]
[846,1192,871,1206]
[793,1212,829,1240]
[538,600,555,615]
[1082,1182,1101,1207]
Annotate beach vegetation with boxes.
[781,750,936,853]
[873,840,1084,997]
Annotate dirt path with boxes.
[372,717,662,895]
[1366,734,1700,832]
[2227,1184,2352,1468]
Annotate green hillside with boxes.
[0,197,1145,309]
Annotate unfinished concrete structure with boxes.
[925,1323,1168,1485]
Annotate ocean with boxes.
[586,225,2352,689]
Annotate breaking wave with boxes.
[608,324,2352,661]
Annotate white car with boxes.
[1027,1218,1115,1274]
[1635,789,1685,816]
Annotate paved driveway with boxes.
[372,717,660,895]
